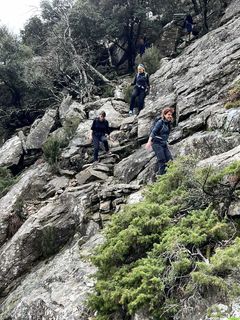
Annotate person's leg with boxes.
[138,89,146,112]
[152,143,167,175]
[100,135,109,153]
[130,87,139,111]
[163,145,173,173]
[93,135,100,161]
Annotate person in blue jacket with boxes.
[90,111,111,162]
[129,64,150,115]
[146,107,174,175]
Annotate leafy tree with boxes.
[21,16,48,55]
[0,26,33,107]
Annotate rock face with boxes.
[0,135,23,167]
[0,234,104,320]
[197,145,240,168]
[0,2,240,320]
[114,147,154,183]
[139,12,240,141]
[26,109,57,149]
[0,163,48,246]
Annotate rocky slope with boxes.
[0,1,240,319]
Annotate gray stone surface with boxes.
[59,95,86,125]
[70,120,92,147]
[0,234,104,320]
[0,200,76,295]
[138,14,240,139]
[172,131,240,160]
[228,201,240,216]
[0,136,23,167]
[89,100,125,128]
[197,145,240,168]
[26,109,57,149]
[0,164,48,247]
[114,147,154,183]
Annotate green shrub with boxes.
[89,159,240,319]
[225,100,240,109]
[100,85,115,98]
[64,118,81,140]
[135,46,162,75]
[0,167,16,198]
[42,136,66,171]
[224,80,240,109]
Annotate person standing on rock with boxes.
[146,107,174,175]
[90,111,111,163]
[183,14,193,41]
[129,64,150,116]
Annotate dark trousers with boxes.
[130,87,146,112]
[152,143,172,175]
[93,135,109,161]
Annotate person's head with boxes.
[137,64,145,73]
[161,107,174,122]
[99,111,106,121]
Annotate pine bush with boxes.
[89,159,240,319]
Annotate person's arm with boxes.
[151,119,163,138]
[105,120,110,136]
[146,120,163,151]
[90,119,96,141]
[131,74,137,86]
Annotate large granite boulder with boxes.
[70,120,92,147]
[0,164,48,247]
[26,109,57,150]
[114,147,154,183]
[60,100,86,126]
[172,131,240,160]
[0,200,76,295]
[197,144,240,168]
[0,233,104,320]
[89,100,125,128]
[0,136,23,168]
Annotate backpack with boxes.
[149,116,162,135]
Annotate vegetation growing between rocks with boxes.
[89,158,240,320]
[42,136,67,171]
[224,80,240,109]
[135,46,162,75]
[0,167,16,198]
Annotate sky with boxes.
[0,0,41,34]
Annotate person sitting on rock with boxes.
[129,64,150,116]
[90,111,111,163]
[146,107,174,175]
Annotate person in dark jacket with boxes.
[146,107,174,175]
[129,64,150,115]
[183,14,193,41]
[90,111,111,162]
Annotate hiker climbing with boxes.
[183,13,194,41]
[90,111,111,163]
[146,107,174,175]
[129,64,150,116]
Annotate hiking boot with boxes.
[129,110,133,116]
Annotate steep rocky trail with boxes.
[0,2,240,319]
